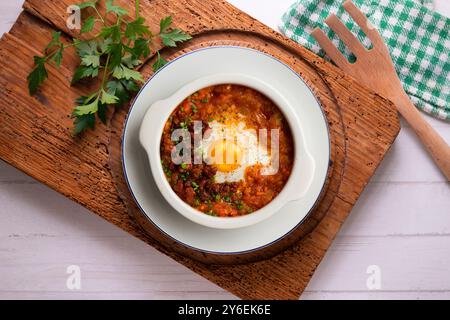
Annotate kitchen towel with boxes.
[280,0,449,120]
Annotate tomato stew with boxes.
[160,85,294,217]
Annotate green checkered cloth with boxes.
[280,0,450,120]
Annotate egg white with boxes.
[199,121,271,183]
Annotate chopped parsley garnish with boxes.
[180,172,189,181]
[180,122,188,129]
[191,181,199,192]
[206,210,218,217]
[234,200,244,210]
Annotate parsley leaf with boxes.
[99,25,121,42]
[27,56,48,95]
[46,31,62,51]
[97,101,107,124]
[152,52,167,72]
[51,48,64,67]
[72,40,100,83]
[159,16,172,33]
[81,54,100,68]
[74,95,92,105]
[73,96,99,116]
[122,54,141,69]
[132,38,151,58]
[71,65,99,84]
[122,79,140,92]
[73,113,96,136]
[113,64,144,82]
[81,15,96,34]
[107,80,130,107]
[125,17,151,40]
[107,42,123,69]
[160,29,192,47]
[75,40,98,56]
[98,38,113,54]
[100,89,119,104]
[106,0,128,16]
[106,79,139,108]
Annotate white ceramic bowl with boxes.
[139,73,316,229]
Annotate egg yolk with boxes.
[210,139,243,173]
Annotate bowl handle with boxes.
[139,98,171,153]
[288,150,316,202]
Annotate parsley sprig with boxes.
[27,0,191,135]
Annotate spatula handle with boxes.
[393,91,450,181]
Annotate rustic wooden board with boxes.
[0,0,400,299]
[107,39,345,265]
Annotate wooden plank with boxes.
[1,235,449,298]
[306,236,450,291]
[340,182,450,236]
[0,291,234,300]
[0,0,401,299]
[372,127,450,182]
[302,291,450,300]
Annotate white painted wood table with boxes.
[0,0,449,300]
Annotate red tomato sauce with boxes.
[160,85,294,217]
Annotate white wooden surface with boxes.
[0,0,449,300]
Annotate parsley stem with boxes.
[100,52,112,91]
[43,53,54,62]
[63,43,76,49]
[43,43,74,62]
[136,0,140,18]
[93,7,105,23]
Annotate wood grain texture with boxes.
[0,0,400,299]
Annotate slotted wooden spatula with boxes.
[312,0,450,180]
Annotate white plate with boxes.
[122,47,330,254]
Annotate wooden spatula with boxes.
[312,0,450,180]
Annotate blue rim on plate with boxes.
[121,46,332,256]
